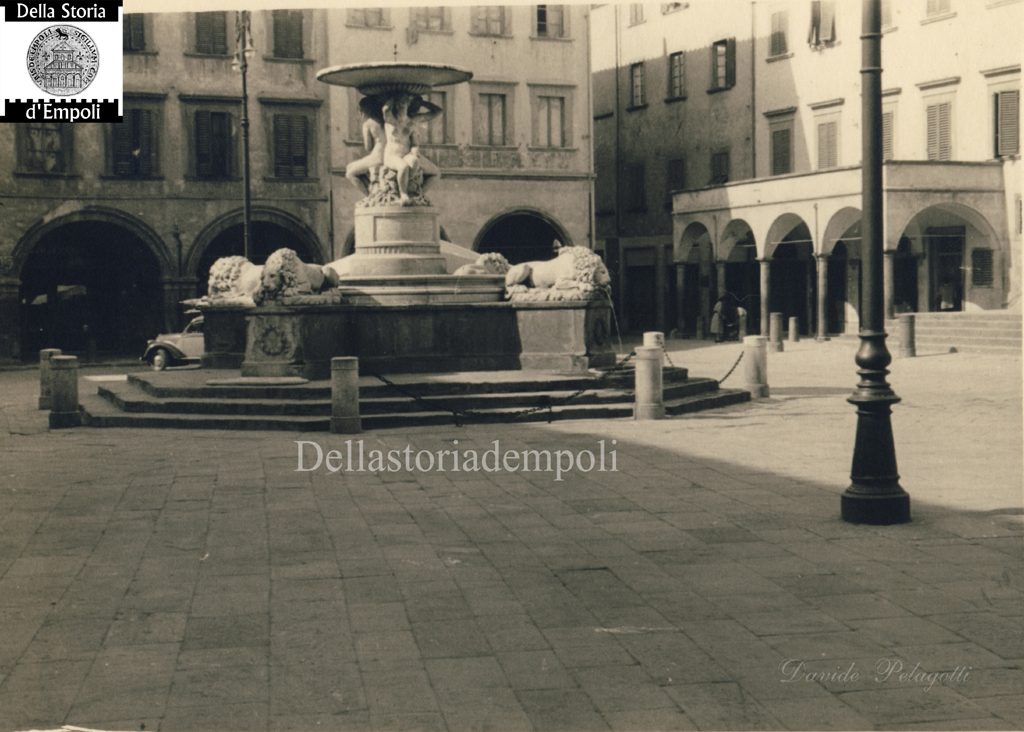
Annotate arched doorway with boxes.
[192,215,324,296]
[19,221,164,357]
[721,220,759,335]
[676,222,714,337]
[475,210,569,265]
[767,216,814,335]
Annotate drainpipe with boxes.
[585,7,596,251]
[613,5,623,316]
[750,1,757,178]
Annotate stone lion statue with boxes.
[253,248,332,305]
[206,255,263,306]
[504,245,611,302]
[452,251,512,277]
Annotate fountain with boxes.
[197,61,615,379]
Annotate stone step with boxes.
[80,387,750,432]
[96,378,722,417]
[127,367,692,401]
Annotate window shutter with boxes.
[996,90,1020,157]
[290,115,308,177]
[124,14,145,51]
[195,13,211,53]
[472,7,485,33]
[926,102,951,161]
[771,12,787,56]
[195,110,211,177]
[971,249,993,287]
[818,121,838,169]
[725,38,736,88]
[820,1,835,43]
[210,112,230,177]
[772,128,791,175]
[112,116,133,175]
[139,109,155,176]
[808,1,821,45]
[882,110,894,159]
[274,114,291,177]
[212,13,227,54]
[274,11,303,58]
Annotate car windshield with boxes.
[184,318,204,334]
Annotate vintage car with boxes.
[141,315,204,370]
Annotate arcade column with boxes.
[0,275,20,360]
[716,260,727,300]
[815,253,830,341]
[161,277,199,331]
[675,264,686,333]
[758,258,772,337]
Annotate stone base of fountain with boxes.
[231,299,614,380]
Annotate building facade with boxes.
[592,0,1021,337]
[0,5,593,360]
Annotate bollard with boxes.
[633,346,665,420]
[38,348,62,410]
[898,313,916,358]
[738,310,748,338]
[788,316,800,343]
[742,336,769,398]
[48,355,81,429]
[330,357,361,434]
[642,331,665,350]
[769,312,785,352]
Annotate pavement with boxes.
[0,338,1021,732]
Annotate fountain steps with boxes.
[79,369,749,432]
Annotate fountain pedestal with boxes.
[344,205,447,277]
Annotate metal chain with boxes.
[718,350,745,385]
[368,349,638,426]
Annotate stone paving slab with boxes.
[0,345,1021,731]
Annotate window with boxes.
[123,14,146,52]
[347,8,388,27]
[667,52,685,99]
[194,111,233,178]
[926,0,951,17]
[995,90,1020,157]
[817,120,838,169]
[625,163,646,211]
[195,12,228,55]
[771,125,792,175]
[882,109,895,159]
[971,248,993,287]
[629,63,646,107]
[272,114,309,178]
[472,6,508,35]
[770,11,788,56]
[112,108,158,177]
[629,4,644,25]
[665,157,685,209]
[476,93,507,145]
[18,123,72,174]
[710,39,736,91]
[926,101,952,160]
[535,96,566,148]
[410,7,448,31]
[807,1,836,47]
[272,10,303,59]
[422,91,448,144]
[710,150,730,184]
[535,5,565,38]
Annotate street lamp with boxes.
[842,0,910,524]
[233,11,255,262]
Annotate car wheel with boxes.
[150,348,170,371]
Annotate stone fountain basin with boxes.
[336,274,505,306]
[316,62,473,96]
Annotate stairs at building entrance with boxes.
[887,312,1022,355]
[80,367,750,432]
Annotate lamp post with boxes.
[841,0,910,524]
[234,11,254,261]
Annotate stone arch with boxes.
[12,205,172,279]
[764,212,813,259]
[185,207,326,278]
[821,206,862,256]
[473,207,572,264]
[720,218,757,262]
[677,221,713,264]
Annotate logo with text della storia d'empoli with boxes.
[26,24,99,96]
